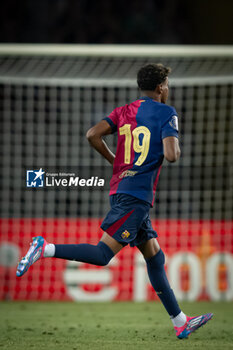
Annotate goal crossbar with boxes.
[0,44,233,58]
[0,75,232,87]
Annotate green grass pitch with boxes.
[0,301,233,350]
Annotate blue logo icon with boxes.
[26,168,45,187]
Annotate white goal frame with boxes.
[0,44,233,87]
[0,44,233,57]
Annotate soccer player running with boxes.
[16,63,213,339]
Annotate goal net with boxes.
[0,45,233,302]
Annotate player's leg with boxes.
[16,193,131,278]
[53,231,123,262]
[16,194,129,277]
[16,233,123,277]
[137,238,213,338]
[137,238,184,321]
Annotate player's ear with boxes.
[156,84,163,94]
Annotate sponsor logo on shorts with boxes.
[121,230,130,239]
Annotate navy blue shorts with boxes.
[101,193,158,247]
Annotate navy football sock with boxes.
[146,249,181,318]
[54,241,114,266]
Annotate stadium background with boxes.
[0,0,233,304]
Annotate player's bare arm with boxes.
[86,120,115,165]
[163,136,180,162]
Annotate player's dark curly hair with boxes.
[137,63,171,91]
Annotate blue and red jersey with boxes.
[103,96,179,206]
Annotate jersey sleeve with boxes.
[161,107,179,139]
[102,108,118,134]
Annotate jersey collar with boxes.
[141,96,160,103]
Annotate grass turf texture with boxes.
[0,302,232,350]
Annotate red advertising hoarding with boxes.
[0,219,232,301]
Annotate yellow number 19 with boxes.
[119,124,151,166]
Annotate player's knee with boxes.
[97,241,114,266]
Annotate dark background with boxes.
[0,0,232,44]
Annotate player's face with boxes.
[161,77,169,104]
